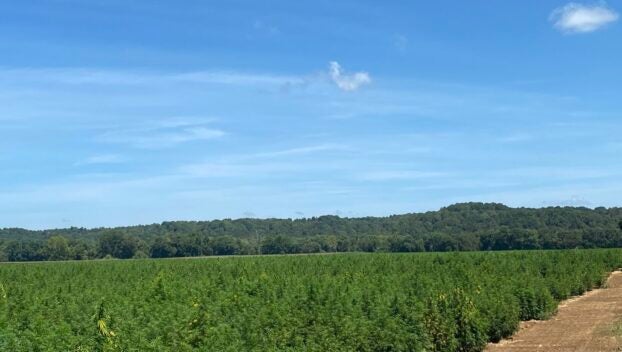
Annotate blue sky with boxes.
[1,1,621,229]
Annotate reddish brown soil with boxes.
[486,271,622,352]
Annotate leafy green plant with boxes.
[0,249,620,351]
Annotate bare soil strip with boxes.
[486,271,622,352]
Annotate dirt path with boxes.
[486,271,622,352]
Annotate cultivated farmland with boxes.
[0,250,620,351]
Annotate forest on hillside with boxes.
[1,203,622,261]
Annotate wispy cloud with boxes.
[1,68,308,88]
[253,20,280,35]
[155,116,218,128]
[2,64,374,98]
[253,144,350,158]
[98,121,225,149]
[496,133,533,143]
[540,195,593,207]
[174,71,306,87]
[496,166,615,180]
[329,61,371,91]
[393,34,409,52]
[550,2,619,33]
[78,154,127,165]
[358,170,446,181]
[177,144,350,178]
[178,161,304,178]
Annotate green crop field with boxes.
[1,250,621,352]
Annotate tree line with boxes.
[1,202,622,261]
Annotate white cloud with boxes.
[329,61,371,91]
[550,2,619,33]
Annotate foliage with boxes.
[0,249,620,351]
[97,231,144,259]
[1,203,622,261]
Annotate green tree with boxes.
[261,235,295,254]
[150,236,177,258]
[45,235,71,261]
[210,236,241,255]
[98,231,139,259]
